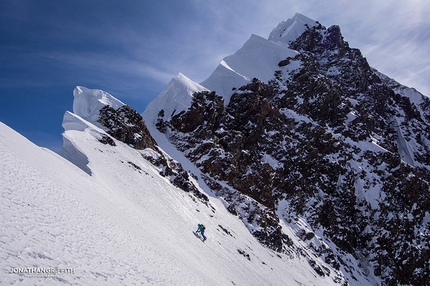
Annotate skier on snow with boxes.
[196,224,207,241]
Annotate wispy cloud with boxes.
[2,0,429,97]
[1,0,429,151]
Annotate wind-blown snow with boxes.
[73,86,125,124]
[268,13,318,45]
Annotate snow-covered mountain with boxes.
[2,12,429,286]
[143,13,430,286]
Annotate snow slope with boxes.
[268,13,318,45]
[201,34,297,103]
[200,13,315,104]
[1,115,339,285]
[144,73,208,125]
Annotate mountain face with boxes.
[143,13,430,286]
[6,12,425,286]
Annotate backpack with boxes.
[200,224,205,230]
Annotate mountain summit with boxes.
[144,13,430,285]
[268,13,318,44]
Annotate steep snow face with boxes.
[72,86,124,125]
[201,34,298,103]
[268,12,318,45]
[143,73,208,125]
[200,13,316,104]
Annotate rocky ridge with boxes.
[96,104,209,204]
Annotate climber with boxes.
[196,223,207,241]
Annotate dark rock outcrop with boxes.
[98,105,157,150]
[97,104,209,204]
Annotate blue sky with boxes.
[1,0,429,151]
